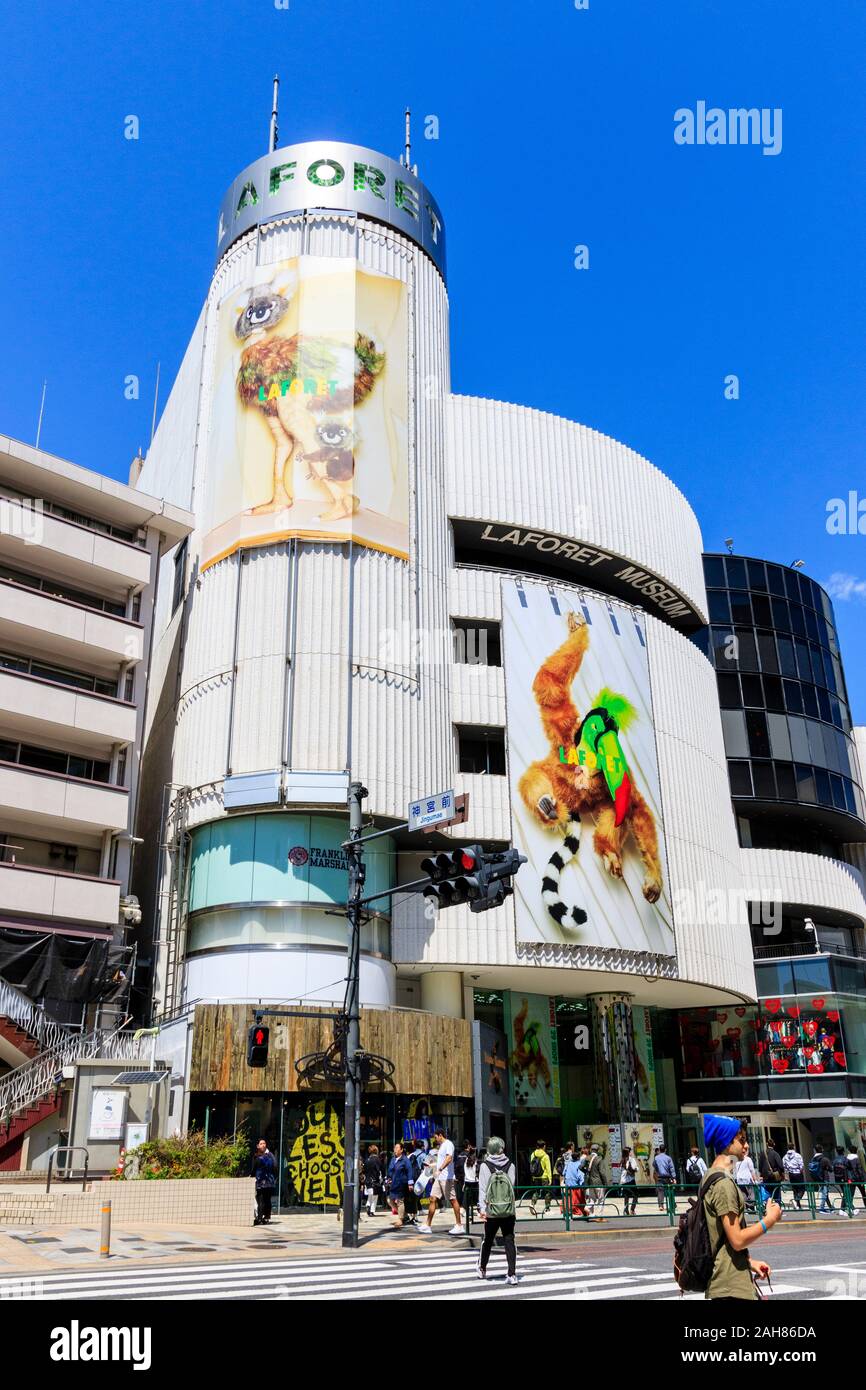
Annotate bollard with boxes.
[99,1200,112,1259]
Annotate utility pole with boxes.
[342,780,366,1249]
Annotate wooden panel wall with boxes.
[188,1004,473,1097]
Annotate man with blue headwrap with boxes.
[699,1114,781,1299]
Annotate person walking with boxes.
[620,1144,639,1216]
[529,1139,553,1215]
[454,1139,473,1215]
[386,1141,413,1228]
[810,1145,834,1212]
[422,1127,464,1234]
[461,1144,479,1216]
[585,1143,606,1216]
[699,1114,780,1301]
[782,1143,806,1209]
[554,1142,574,1186]
[759,1138,785,1207]
[362,1144,384,1216]
[734,1142,758,1213]
[252,1138,277,1226]
[846,1146,866,1211]
[404,1139,427,1225]
[652,1144,676,1212]
[833,1146,852,1213]
[685,1147,707,1186]
[477,1136,518,1284]
[562,1146,588,1219]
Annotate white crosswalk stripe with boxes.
[0,1249,859,1300]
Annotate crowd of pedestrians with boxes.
[355,1127,866,1242]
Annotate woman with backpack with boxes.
[679,1113,780,1300]
[477,1137,518,1283]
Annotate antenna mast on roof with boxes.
[269,74,280,153]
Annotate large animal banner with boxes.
[503,580,675,957]
[201,256,409,569]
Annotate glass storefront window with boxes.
[758,995,848,1077]
[791,957,832,993]
[679,993,852,1082]
[755,961,795,996]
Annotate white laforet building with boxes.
[132,139,866,1171]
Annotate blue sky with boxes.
[1,0,864,714]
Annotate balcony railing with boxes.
[0,486,146,548]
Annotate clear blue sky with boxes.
[1,0,864,716]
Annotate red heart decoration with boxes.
[726,1028,742,1039]
[826,1011,839,1022]
[804,1020,818,1037]
[755,1042,766,1056]
[823,1035,836,1048]
[833,1051,846,1067]
[786,1006,801,1018]
[735,1007,746,1017]
[803,1046,815,1058]
[717,1013,728,1025]
[811,998,825,1010]
[807,1063,824,1074]
[764,998,781,1014]
[781,1034,796,1047]
[771,1058,789,1074]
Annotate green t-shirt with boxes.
[700,1169,757,1301]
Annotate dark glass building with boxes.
[693,553,866,851]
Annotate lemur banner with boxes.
[503,580,675,957]
[201,256,409,569]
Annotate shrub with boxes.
[114,1128,250,1180]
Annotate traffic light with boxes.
[469,847,527,914]
[419,845,527,913]
[420,845,486,909]
[247,1023,270,1067]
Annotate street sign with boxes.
[422,791,469,834]
[408,789,455,831]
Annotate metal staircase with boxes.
[0,1016,149,1144]
[0,976,76,1057]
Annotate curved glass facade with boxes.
[186,812,394,956]
[694,554,866,841]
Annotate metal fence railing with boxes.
[462,1178,865,1231]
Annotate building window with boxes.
[452,619,501,666]
[172,538,189,616]
[456,725,506,776]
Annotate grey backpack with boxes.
[484,1159,516,1218]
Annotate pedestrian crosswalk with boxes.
[0,1247,856,1301]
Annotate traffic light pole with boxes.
[342,780,366,1250]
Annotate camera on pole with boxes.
[419,844,526,913]
[247,1024,270,1067]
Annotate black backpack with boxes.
[529,1154,543,1179]
[673,1170,727,1293]
[833,1156,849,1182]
